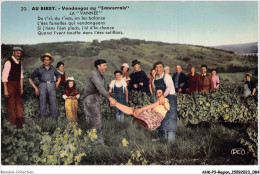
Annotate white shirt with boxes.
[2,56,24,82]
[109,79,127,89]
[153,73,176,96]
[62,94,80,100]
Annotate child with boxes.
[109,70,128,122]
[113,88,169,130]
[62,77,80,122]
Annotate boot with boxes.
[167,131,176,144]
[120,114,125,123]
[116,113,121,122]
[93,130,104,145]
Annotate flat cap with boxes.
[12,47,24,52]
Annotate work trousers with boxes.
[39,83,57,117]
[83,94,102,130]
[7,81,24,127]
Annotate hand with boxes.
[158,96,165,105]
[133,84,138,88]
[4,90,9,98]
[126,98,128,103]
[35,88,39,96]
[55,83,59,88]
[134,108,142,117]
[178,88,182,92]
[139,82,143,86]
[109,98,117,107]
[20,89,24,95]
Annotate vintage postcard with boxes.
[1,0,259,175]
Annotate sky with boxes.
[1,1,258,46]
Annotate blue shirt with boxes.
[29,65,60,82]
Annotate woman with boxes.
[56,61,66,86]
[187,66,199,94]
[149,69,156,95]
[164,66,170,75]
[114,88,169,130]
[211,68,220,90]
[121,63,131,85]
[243,73,256,97]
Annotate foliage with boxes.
[122,150,148,165]
[177,82,258,125]
[122,138,129,147]
[240,123,258,159]
[128,90,153,107]
[37,122,87,165]
[1,71,258,165]
[87,129,98,142]
[1,119,43,165]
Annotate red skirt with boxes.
[134,108,164,130]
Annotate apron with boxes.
[112,82,127,115]
[154,74,177,132]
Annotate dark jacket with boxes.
[245,81,256,93]
[172,72,188,94]
[128,70,150,95]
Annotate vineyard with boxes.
[1,71,258,165]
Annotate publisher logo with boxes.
[231,148,245,155]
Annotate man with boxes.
[2,47,24,127]
[172,65,188,94]
[28,53,61,117]
[152,61,177,143]
[81,59,116,145]
[198,65,214,93]
[243,73,256,97]
[128,59,150,95]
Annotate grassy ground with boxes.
[30,114,255,165]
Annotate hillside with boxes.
[211,42,258,55]
[1,38,257,75]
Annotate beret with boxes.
[94,59,107,67]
